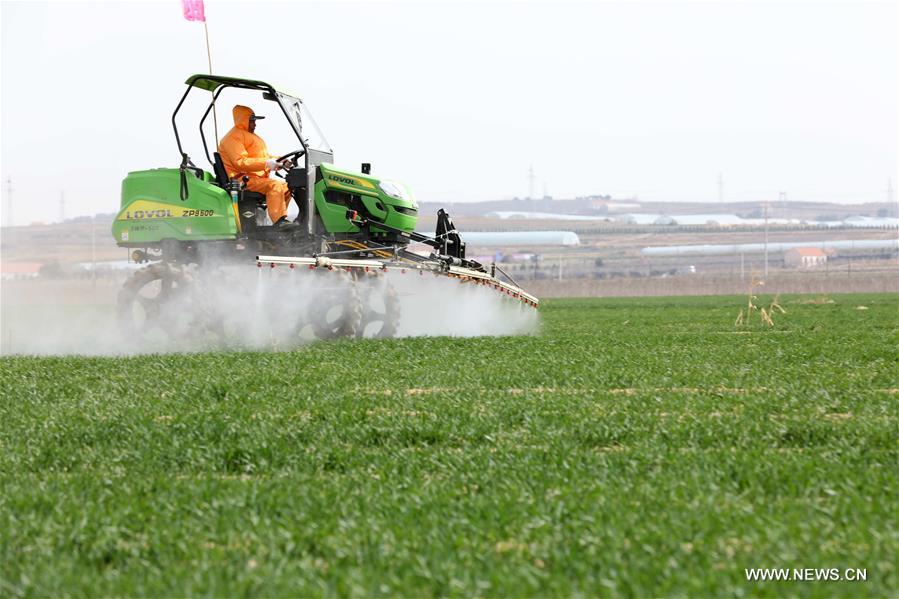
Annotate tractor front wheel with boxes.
[357,274,400,339]
[306,272,363,339]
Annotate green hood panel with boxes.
[315,164,418,236]
[318,164,382,197]
[318,164,416,208]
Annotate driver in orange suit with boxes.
[218,105,297,229]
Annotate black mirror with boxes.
[361,163,371,174]
[262,91,277,101]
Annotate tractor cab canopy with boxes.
[173,74,333,171]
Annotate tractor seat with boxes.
[212,152,230,188]
[213,152,267,206]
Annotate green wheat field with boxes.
[1,294,897,597]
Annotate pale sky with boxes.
[1,0,897,225]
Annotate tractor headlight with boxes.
[379,180,417,208]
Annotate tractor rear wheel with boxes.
[117,262,197,343]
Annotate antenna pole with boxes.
[204,20,219,144]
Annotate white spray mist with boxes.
[0,265,539,356]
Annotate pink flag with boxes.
[182,0,205,22]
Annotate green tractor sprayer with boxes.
[112,74,537,344]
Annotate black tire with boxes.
[357,274,400,339]
[117,263,196,340]
[308,272,363,339]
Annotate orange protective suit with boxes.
[218,105,292,223]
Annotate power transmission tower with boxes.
[888,178,895,216]
[717,172,724,203]
[4,177,11,228]
[778,190,787,211]
[527,165,535,200]
[3,178,13,248]
[91,214,97,289]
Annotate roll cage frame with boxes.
[169,75,473,265]
[171,74,332,236]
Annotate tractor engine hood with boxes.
[318,163,418,212]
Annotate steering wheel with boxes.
[274,149,305,179]
[277,149,305,166]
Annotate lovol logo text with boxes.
[328,175,358,186]
[122,208,215,219]
[125,209,173,219]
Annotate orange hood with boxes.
[232,105,254,131]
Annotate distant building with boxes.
[589,198,641,212]
[843,216,899,228]
[485,211,609,222]
[669,214,745,226]
[1,261,42,280]
[785,247,827,268]
[605,202,641,212]
[461,231,580,247]
[615,213,675,225]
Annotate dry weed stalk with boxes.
[735,277,786,328]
